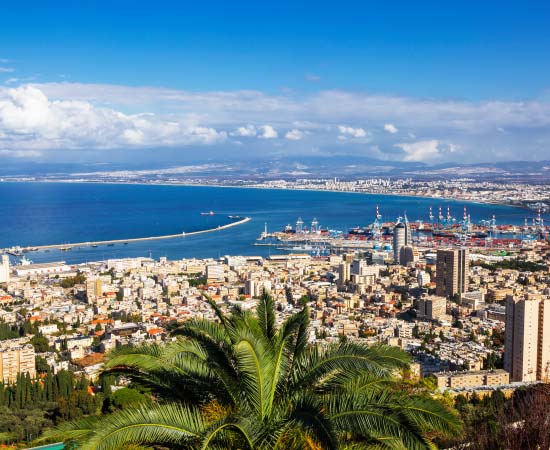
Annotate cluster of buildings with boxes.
[250,178,550,210]
[0,225,549,396]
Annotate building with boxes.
[504,295,550,382]
[434,369,509,389]
[399,245,418,267]
[417,270,431,287]
[206,264,225,282]
[462,291,485,310]
[245,278,272,297]
[0,255,9,284]
[0,340,36,383]
[86,277,103,302]
[393,222,406,264]
[338,262,350,287]
[417,295,447,321]
[350,259,368,276]
[14,261,70,277]
[436,248,469,298]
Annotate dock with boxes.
[4,217,252,253]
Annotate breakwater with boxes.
[9,217,252,252]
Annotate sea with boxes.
[0,182,546,265]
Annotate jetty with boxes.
[5,217,252,253]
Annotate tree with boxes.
[46,292,461,449]
[109,388,147,411]
[31,334,50,353]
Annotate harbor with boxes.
[255,206,549,257]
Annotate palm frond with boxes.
[55,403,206,450]
[292,343,410,392]
[257,291,276,340]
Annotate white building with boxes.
[206,264,225,282]
[15,261,70,277]
[0,255,9,283]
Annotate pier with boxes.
[4,217,252,253]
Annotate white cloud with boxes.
[0,85,226,150]
[285,129,304,140]
[395,140,441,162]
[384,123,398,134]
[0,67,15,73]
[337,125,367,139]
[258,125,278,139]
[1,82,550,162]
[231,124,256,137]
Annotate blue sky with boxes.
[1,1,550,165]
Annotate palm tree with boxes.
[47,292,461,449]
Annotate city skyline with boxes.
[1,1,550,166]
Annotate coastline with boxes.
[0,178,534,211]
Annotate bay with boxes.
[0,182,544,264]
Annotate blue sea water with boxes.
[0,182,545,265]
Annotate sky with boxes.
[1,1,550,167]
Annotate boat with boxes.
[228,215,241,219]
[107,243,114,247]
[200,211,215,216]
[7,246,23,257]
[19,256,32,266]
[283,224,296,234]
[92,245,98,248]
[59,246,72,251]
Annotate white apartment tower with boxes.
[504,295,550,382]
[0,255,9,284]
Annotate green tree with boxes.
[46,292,461,449]
[109,388,147,411]
[31,334,50,353]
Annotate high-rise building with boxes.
[404,215,412,245]
[399,245,418,266]
[86,277,103,303]
[343,253,354,264]
[393,222,406,264]
[0,255,9,284]
[0,340,36,383]
[338,262,350,287]
[436,248,469,298]
[504,295,550,382]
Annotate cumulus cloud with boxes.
[0,67,15,73]
[285,129,304,140]
[384,123,398,134]
[0,85,226,150]
[337,125,368,139]
[258,125,278,139]
[395,140,442,162]
[231,124,257,137]
[1,82,550,162]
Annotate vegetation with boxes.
[46,292,461,449]
[60,272,87,288]
[439,384,550,449]
[0,319,39,341]
[0,369,100,444]
[187,275,207,287]
[474,258,546,272]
